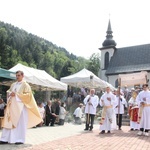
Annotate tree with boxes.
[87,53,101,76]
[7,49,22,68]
[0,21,92,101]
[0,28,10,68]
[53,52,68,79]
[60,60,73,77]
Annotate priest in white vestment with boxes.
[99,87,117,134]
[0,70,42,144]
[114,90,127,130]
[84,89,99,131]
[136,84,150,137]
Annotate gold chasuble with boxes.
[2,81,42,129]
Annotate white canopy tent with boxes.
[9,63,67,91]
[60,68,115,90]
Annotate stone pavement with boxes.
[0,123,150,150]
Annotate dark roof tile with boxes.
[106,44,150,75]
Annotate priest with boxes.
[99,87,117,134]
[0,70,42,144]
[136,84,150,137]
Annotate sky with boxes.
[0,0,150,59]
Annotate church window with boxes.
[104,52,109,69]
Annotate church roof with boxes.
[106,44,150,75]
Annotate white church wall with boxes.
[101,70,107,81]
[107,75,118,87]
[100,47,115,81]
[101,48,115,69]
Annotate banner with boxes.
[118,71,147,87]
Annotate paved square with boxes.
[0,123,149,150]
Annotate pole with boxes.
[118,78,121,129]
[87,95,91,125]
[87,104,90,125]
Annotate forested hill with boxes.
[0,21,88,79]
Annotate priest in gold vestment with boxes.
[0,70,42,144]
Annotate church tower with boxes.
[99,19,117,81]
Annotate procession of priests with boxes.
[0,69,150,145]
[98,84,150,136]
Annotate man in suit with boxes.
[54,100,61,124]
[45,100,57,126]
[67,86,73,109]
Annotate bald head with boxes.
[90,89,95,95]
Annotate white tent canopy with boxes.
[60,68,114,89]
[9,63,67,91]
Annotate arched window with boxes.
[115,79,118,88]
[104,52,109,69]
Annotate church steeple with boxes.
[107,19,112,34]
[102,19,117,47]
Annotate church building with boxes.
[99,20,150,87]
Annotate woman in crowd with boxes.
[38,102,45,127]
[58,102,67,125]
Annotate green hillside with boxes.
[0,21,88,79]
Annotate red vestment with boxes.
[129,106,138,122]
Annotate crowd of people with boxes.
[0,99,6,117]
[84,85,150,137]
[36,100,68,127]
[0,70,150,145]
